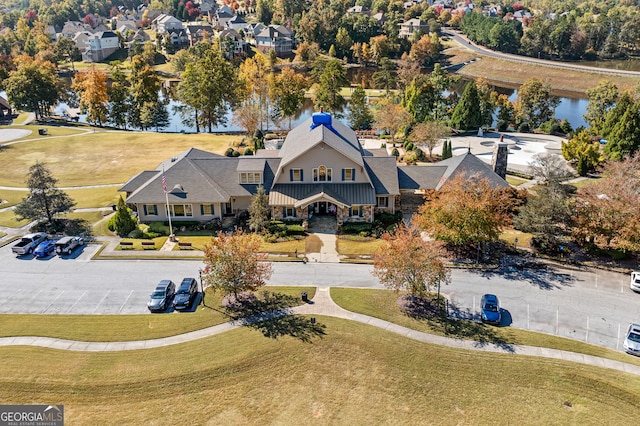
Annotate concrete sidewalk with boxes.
[1,287,639,377]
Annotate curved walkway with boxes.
[1,288,639,377]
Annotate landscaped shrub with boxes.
[244,148,253,155]
[518,122,530,133]
[128,228,144,238]
[148,222,170,235]
[375,211,403,227]
[391,147,400,157]
[224,147,235,157]
[341,222,373,235]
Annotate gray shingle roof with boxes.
[269,183,376,206]
[119,170,160,193]
[364,157,399,195]
[398,165,447,190]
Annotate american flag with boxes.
[162,168,167,194]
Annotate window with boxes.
[349,205,363,217]
[240,172,262,184]
[170,204,193,217]
[313,165,332,182]
[377,197,388,207]
[201,204,215,215]
[283,207,296,217]
[290,168,303,181]
[143,204,158,215]
[343,168,355,181]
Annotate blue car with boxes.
[33,239,57,258]
[481,294,501,325]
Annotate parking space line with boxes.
[0,288,22,306]
[27,289,44,305]
[67,290,88,313]
[93,290,110,313]
[42,291,65,313]
[119,290,134,313]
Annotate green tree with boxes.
[202,230,273,298]
[113,195,137,237]
[372,57,396,94]
[402,75,437,123]
[4,55,60,120]
[271,67,309,129]
[561,130,603,176]
[513,183,572,242]
[373,223,450,300]
[248,186,270,232]
[604,100,640,161]
[14,162,75,225]
[349,85,374,130]
[450,81,482,131]
[107,62,130,129]
[128,56,165,130]
[584,80,619,133]
[313,59,348,116]
[335,27,353,59]
[514,78,560,129]
[53,37,80,72]
[238,54,271,131]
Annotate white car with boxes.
[631,272,640,292]
[623,323,640,356]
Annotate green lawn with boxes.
[0,189,28,208]
[500,228,534,249]
[0,209,30,228]
[330,288,640,368]
[336,237,384,256]
[10,112,30,124]
[506,175,529,186]
[5,125,89,140]
[117,236,169,250]
[1,316,639,424]
[0,286,315,342]
[0,131,241,187]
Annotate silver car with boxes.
[623,323,640,356]
[630,272,640,293]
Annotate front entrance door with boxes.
[224,202,232,215]
[319,202,327,215]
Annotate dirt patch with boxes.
[305,234,323,253]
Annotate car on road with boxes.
[55,236,84,255]
[173,278,198,311]
[480,294,501,325]
[147,280,175,312]
[33,239,58,258]
[631,272,640,293]
[623,323,640,356]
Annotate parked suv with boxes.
[147,280,176,313]
[631,272,640,293]
[55,236,84,255]
[173,278,198,311]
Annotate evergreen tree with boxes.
[113,195,137,237]
[604,101,640,161]
[450,81,482,130]
[314,59,348,116]
[349,85,374,130]
[248,186,270,232]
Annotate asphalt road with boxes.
[1,243,638,351]
[443,29,640,78]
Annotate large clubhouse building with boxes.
[120,113,509,225]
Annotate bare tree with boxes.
[528,153,574,184]
[410,121,450,159]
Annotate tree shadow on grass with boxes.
[223,290,326,342]
[399,295,515,353]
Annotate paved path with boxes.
[1,287,639,377]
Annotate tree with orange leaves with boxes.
[414,174,509,248]
[373,223,450,300]
[202,230,273,298]
[72,66,108,126]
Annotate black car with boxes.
[147,280,176,312]
[173,278,198,311]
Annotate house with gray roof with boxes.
[120,113,508,226]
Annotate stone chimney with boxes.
[491,141,508,179]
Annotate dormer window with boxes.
[313,165,332,182]
[240,172,262,184]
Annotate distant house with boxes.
[399,18,430,38]
[185,23,213,45]
[116,20,138,33]
[129,28,151,43]
[225,15,247,32]
[59,21,92,39]
[245,22,265,40]
[255,25,293,56]
[0,95,12,121]
[121,113,508,226]
[152,14,183,33]
[200,0,217,15]
[83,31,119,62]
[212,6,234,30]
[372,12,387,26]
[219,28,246,58]
[347,5,370,15]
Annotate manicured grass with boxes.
[505,175,529,186]
[0,209,29,228]
[117,236,169,250]
[330,288,640,368]
[171,236,211,251]
[568,177,598,190]
[0,189,28,208]
[0,131,241,187]
[10,112,30,124]
[92,214,115,237]
[0,231,5,238]
[0,286,315,342]
[445,46,639,95]
[5,125,88,140]
[65,187,123,208]
[1,317,639,424]
[259,238,306,254]
[336,237,384,256]
[500,228,533,249]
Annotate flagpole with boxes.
[162,166,174,241]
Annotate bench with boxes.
[178,242,193,250]
[141,241,156,250]
[119,241,134,250]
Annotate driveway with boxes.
[0,242,639,351]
